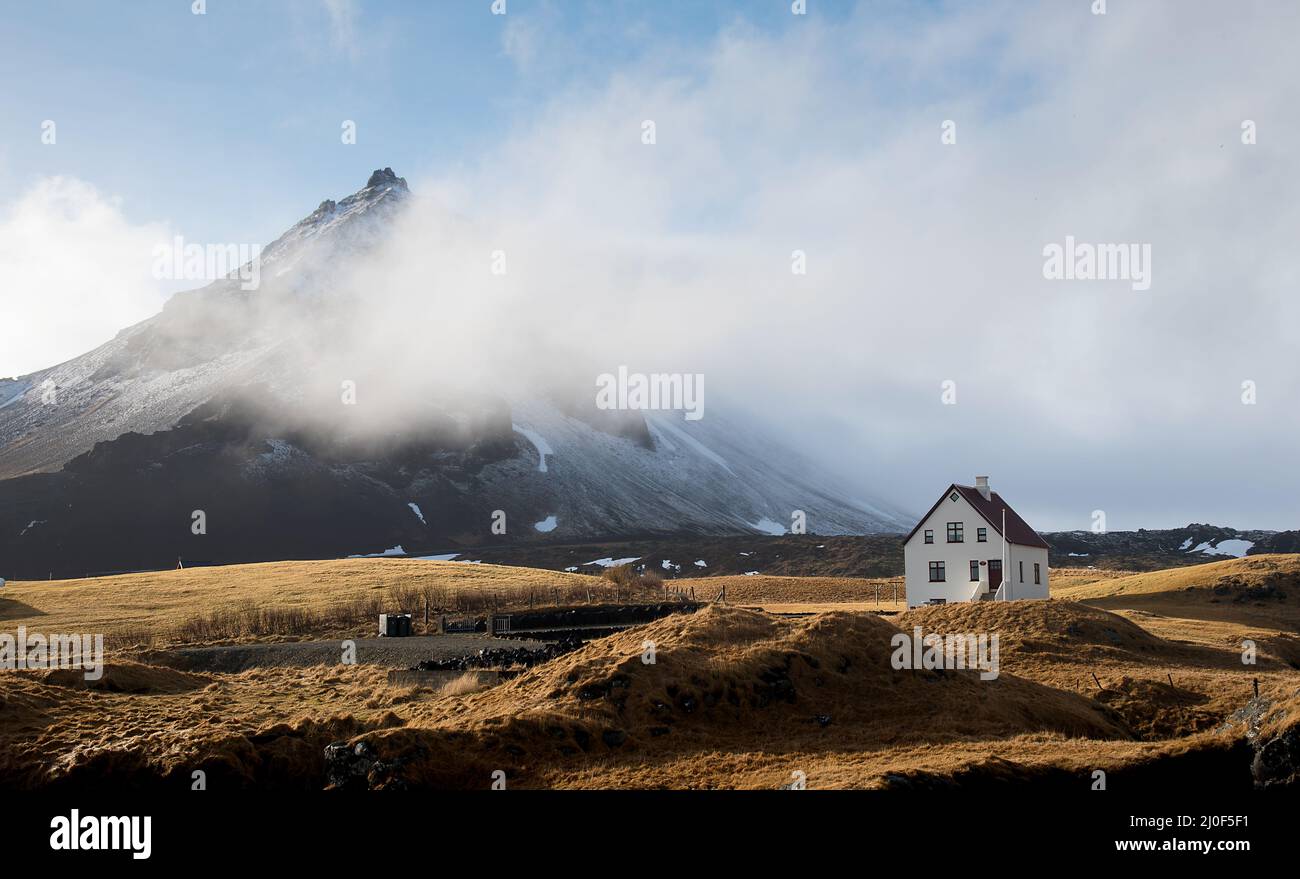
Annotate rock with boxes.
[1251,715,1300,788]
[366,167,409,190]
[324,738,406,790]
[414,637,586,673]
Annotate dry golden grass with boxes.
[1059,553,1295,597]
[0,558,635,646]
[1059,553,1300,626]
[897,598,1296,739]
[2,554,1298,789]
[437,671,493,697]
[691,574,903,605]
[1050,565,1141,590]
[0,660,415,789]
[742,601,906,614]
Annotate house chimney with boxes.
[975,476,991,500]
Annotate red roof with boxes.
[902,483,1051,550]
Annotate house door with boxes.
[987,560,1003,589]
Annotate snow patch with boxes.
[417,553,460,561]
[1191,539,1254,558]
[751,518,786,536]
[350,545,406,558]
[534,515,558,533]
[651,418,735,475]
[512,424,553,473]
[1179,538,1194,550]
[694,560,707,568]
[744,570,760,576]
[583,556,640,568]
[407,502,427,525]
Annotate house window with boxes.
[946,522,963,543]
[969,560,980,582]
[1019,560,1024,582]
[1034,563,1041,585]
[949,492,959,502]
[928,561,946,582]
[924,529,934,544]
[977,527,987,542]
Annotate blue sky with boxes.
[0,0,867,247]
[3,1,1298,529]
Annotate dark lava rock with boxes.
[414,636,585,673]
[1251,719,1300,788]
[324,739,406,790]
[601,729,627,748]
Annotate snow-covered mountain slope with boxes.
[0,169,911,578]
[0,169,412,480]
[495,399,910,538]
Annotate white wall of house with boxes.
[1004,543,1049,600]
[902,489,1049,607]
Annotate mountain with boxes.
[0,170,912,579]
[1043,524,1296,570]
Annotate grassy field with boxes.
[0,562,903,646]
[2,553,1298,789]
[0,559,649,645]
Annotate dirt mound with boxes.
[338,605,1131,788]
[41,662,211,694]
[0,663,412,789]
[899,600,1167,660]
[1091,676,1225,739]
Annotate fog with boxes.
[7,1,1299,530]
[318,2,1298,530]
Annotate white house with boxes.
[902,476,1050,607]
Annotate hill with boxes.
[3,556,1299,789]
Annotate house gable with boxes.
[903,483,1050,551]
[903,486,981,549]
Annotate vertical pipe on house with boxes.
[1002,508,1009,600]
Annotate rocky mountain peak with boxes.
[366,167,408,191]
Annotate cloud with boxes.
[9,1,1295,529]
[321,0,360,61]
[501,14,542,70]
[374,0,1300,528]
[0,177,172,378]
